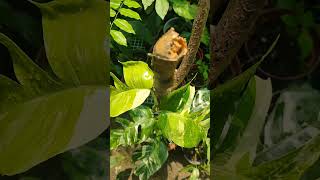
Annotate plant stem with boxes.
[171,0,210,91]
[208,0,266,88]
[151,90,159,111]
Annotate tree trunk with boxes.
[151,0,210,97]
[209,0,266,88]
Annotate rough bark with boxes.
[209,0,266,88]
[151,0,210,97]
[152,55,184,97]
[172,0,210,91]
[151,27,188,97]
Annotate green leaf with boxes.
[121,61,154,89]
[172,0,198,20]
[211,33,278,98]
[227,76,272,167]
[298,30,313,60]
[110,61,153,117]
[205,138,210,165]
[114,18,135,34]
[110,106,155,149]
[129,106,155,141]
[132,140,168,180]
[110,8,116,17]
[300,11,315,28]
[158,112,205,148]
[159,83,195,112]
[213,76,257,153]
[124,0,141,8]
[190,168,200,180]
[155,0,169,20]
[281,15,299,27]
[0,85,108,176]
[0,34,62,96]
[0,0,108,175]
[201,27,210,45]
[191,89,210,113]
[110,30,127,46]
[110,87,150,117]
[212,77,272,178]
[211,35,279,152]
[129,105,153,122]
[31,0,108,85]
[110,118,139,149]
[276,0,296,9]
[111,0,123,9]
[249,134,320,179]
[119,8,141,20]
[110,72,128,90]
[142,0,155,10]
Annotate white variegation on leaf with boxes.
[110,61,154,117]
[0,0,109,175]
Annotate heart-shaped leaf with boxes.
[132,140,168,179]
[157,112,206,148]
[0,0,109,175]
[110,87,150,117]
[122,61,154,89]
[111,106,155,149]
[159,83,195,112]
[110,61,154,117]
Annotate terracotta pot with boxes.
[245,8,320,80]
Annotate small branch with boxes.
[172,0,210,91]
[208,0,266,88]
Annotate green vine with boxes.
[110,0,142,46]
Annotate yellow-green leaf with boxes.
[110,87,150,117]
[111,0,122,9]
[114,19,135,34]
[110,8,116,17]
[142,0,155,10]
[155,0,169,20]
[0,0,109,174]
[124,0,141,8]
[119,8,141,20]
[158,112,205,148]
[121,61,154,89]
[32,0,108,85]
[110,30,127,46]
